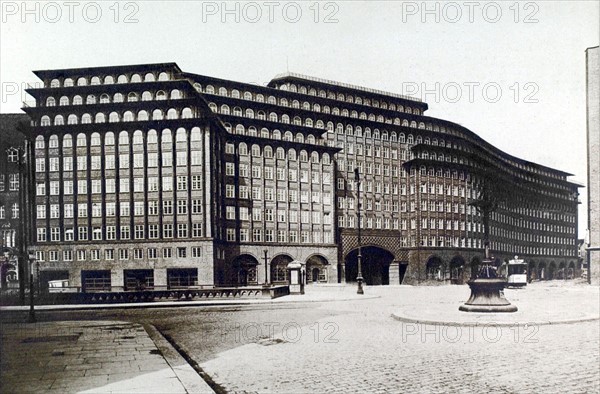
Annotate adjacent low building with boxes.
[21,63,581,291]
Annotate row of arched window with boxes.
[47,72,171,88]
[224,124,321,145]
[210,102,440,133]
[196,82,422,115]
[40,108,195,126]
[44,89,183,107]
[35,127,203,149]
[232,142,331,164]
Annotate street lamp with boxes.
[263,249,269,287]
[27,252,36,323]
[354,168,364,295]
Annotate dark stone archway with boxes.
[449,256,466,284]
[271,254,293,284]
[345,246,394,285]
[232,254,259,286]
[306,255,329,283]
[426,256,445,281]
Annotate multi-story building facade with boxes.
[586,45,599,285]
[0,113,30,290]
[22,63,580,291]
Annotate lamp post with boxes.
[27,252,36,323]
[354,168,364,295]
[263,249,269,287]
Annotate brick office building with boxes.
[0,113,31,291]
[21,63,580,290]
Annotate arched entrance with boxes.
[548,262,557,280]
[528,261,537,282]
[271,254,293,285]
[345,246,394,285]
[232,254,259,286]
[306,255,329,283]
[558,262,567,279]
[449,256,466,284]
[567,261,575,279]
[538,261,547,280]
[426,256,445,281]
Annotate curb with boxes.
[390,312,600,327]
[143,323,215,394]
[0,294,380,312]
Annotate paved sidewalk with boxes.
[0,320,213,393]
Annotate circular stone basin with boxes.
[459,278,518,313]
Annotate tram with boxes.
[507,256,527,287]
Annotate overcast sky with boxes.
[1,0,598,236]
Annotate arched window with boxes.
[138,110,149,121]
[230,89,240,98]
[144,73,156,82]
[59,96,69,106]
[284,131,293,141]
[307,135,315,144]
[104,76,114,84]
[292,100,300,109]
[245,109,255,119]
[170,89,181,99]
[269,112,278,122]
[355,126,362,136]
[123,111,134,122]
[251,144,261,157]
[311,152,319,163]
[86,95,96,105]
[49,135,59,148]
[382,131,388,141]
[276,147,285,159]
[158,72,169,81]
[281,114,289,124]
[113,93,124,103]
[119,131,129,145]
[131,74,142,83]
[256,94,264,103]
[305,118,313,127]
[323,153,330,164]
[218,87,228,96]
[117,74,128,84]
[167,108,178,120]
[293,116,301,125]
[205,85,215,94]
[109,112,119,123]
[127,92,138,102]
[273,130,281,140]
[46,97,56,106]
[175,128,187,143]
[147,130,158,144]
[248,126,257,137]
[191,127,201,141]
[407,134,414,144]
[296,133,305,143]
[162,129,172,144]
[300,149,308,162]
[81,114,92,124]
[156,90,167,101]
[54,115,65,125]
[76,77,87,86]
[95,113,106,123]
[64,78,74,87]
[257,111,266,120]
[233,107,242,116]
[316,120,324,129]
[41,116,51,126]
[302,102,310,110]
[181,108,193,119]
[91,133,101,146]
[239,143,248,155]
[35,135,45,148]
[264,146,273,158]
[105,132,115,145]
[288,149,297,160]
[76,133,87,146]
[391,132,397,142]
[220,104,230,115]
[133,130,144,145]
[280,98,288,107]
[235,124,245,135]
[100,94,110,104]
[63,134,72,148]
[142,91,152,101]
[50,79,60,88]
[243,91,252,100]
[152,109,163,120]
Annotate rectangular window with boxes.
[120,225,130,240]
[177,176,187,191]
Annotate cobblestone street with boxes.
[199,283,600,393]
